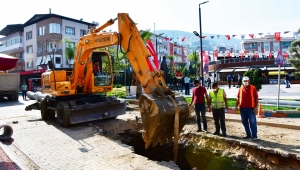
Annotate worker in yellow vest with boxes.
[208,82,229,137]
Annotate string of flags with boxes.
[162,31,299,42]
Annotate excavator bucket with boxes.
[139,92,189,149]
[68,100,126,124]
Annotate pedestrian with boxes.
[232,75,236,87]
[284,72,290,88]
[227,74,232,89]
[160,56,169,83]
[235,76,259,141]
[189,80,209,132]
[208,82,229,137]
[172,76,179,91]
[184,75,190,95]
[237,74,242,88]
[207,77,211,89]
[21,82,28,100]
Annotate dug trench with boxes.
[90,106,300,170]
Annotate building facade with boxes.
[0,13,95,83]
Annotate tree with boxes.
[288,28,300,70]
[62,38,76,67]
[167,55,174,77]
[243,69,263,91]
[188,51,199,78]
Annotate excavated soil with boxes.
[99,104,300,170]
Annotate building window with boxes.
[43,26,46,35]
[55,57,61,64]
[26,32,32,40]
[26,46,33,54]
[37,45,42,51]
[26,59,33,68]
[65,27,75,35]
[273,42,280,52]
[49,23,61,34]
[80,29,86,37]
[264,42,270,51]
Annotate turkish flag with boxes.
[253,53,258,58]
[225,35,230,40]
[274,32,281,41]
[269,52,273,59]
[182,37,186,42]
[249,34,254,39]
[214,50,218,57]
[284,52,289,58]
[241,53,245,58]
[202,36,206,39]
[226,52,231,57]
[145,39,159,72]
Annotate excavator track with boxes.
[139,93,189,150]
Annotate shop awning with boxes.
[234,68,250,72]
[218,68,234,73]
[0,53,19,71]
[284,66,295,70]
[269,71,285,75]
[266,67,280,71]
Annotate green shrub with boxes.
[107,90,126,98]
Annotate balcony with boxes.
[0,43,23,53]
[38,48,62,56]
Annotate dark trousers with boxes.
[22,91,27,99]
[194,104,207,131]
[207,82,211,89]
[228,81,231,88]
[212,108,226,134]
[185,83,190,95]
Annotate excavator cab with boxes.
[90,51,113,89]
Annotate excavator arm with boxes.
[70,14,189,156]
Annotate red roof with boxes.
[0,53,19,71]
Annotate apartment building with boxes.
[0,12,96,82]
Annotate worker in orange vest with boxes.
[235,76,259,141]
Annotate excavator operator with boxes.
[92,53,103,76]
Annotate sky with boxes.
[0,0,300,38]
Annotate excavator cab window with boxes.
[92,51,112,86]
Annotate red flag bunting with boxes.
[226,52,231,57]
[202,36,206,39]
[213,50,218,57]
[164,37,169,41]
[249,34,254,39]
[145,39,159,72]
[225,35,230,40]
[253,53,258,58]
[182,37,186,42]
[269,52,273,59]
[284,52,289,58]
[274,32,281,41]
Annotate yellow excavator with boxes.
[25,13,190,156]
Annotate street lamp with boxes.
[194,1,209,86]
[156,33,164,61]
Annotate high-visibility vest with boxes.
[239,85,256,108]
[210,89,225,109]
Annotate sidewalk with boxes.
[176,84,300,100]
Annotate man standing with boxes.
[284,72,290,88]
[237,74,242,88]
[235,76,259,141]
[160,56,169,82]
[21,82,27,100]
[184,75,190,95]
[189,80,209,132]
[227,74,232,89]
[207,77,211,89]
[208,83,229,137]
